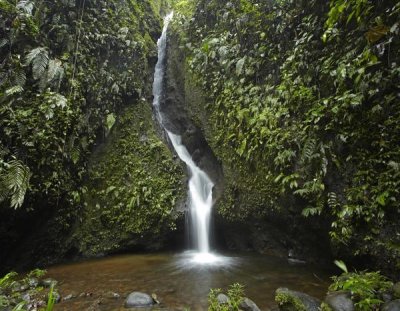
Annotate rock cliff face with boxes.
[163,31,224,200]
[166,28,332,262]
[0,0,186,272]
[174,0,400,275]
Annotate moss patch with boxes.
[74,101,184,255]
[275,290,308,311]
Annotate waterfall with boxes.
[152,13,218,263]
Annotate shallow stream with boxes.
[48,252,331,311]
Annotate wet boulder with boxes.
[40,278,58,288]
[275,288,321,311]
[382,300,400,311]
[324,291,354,311]
[217,293,229,304]
[125,292,154,308]
[240,297,261,311]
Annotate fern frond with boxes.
[5,85,24,96]
[13,69,26,87]
[25,47,49,80]
[328,192,339,209]
[16,0,34,15]
[0,38,8,49]
[46,59,63,83]
[294,188,310,197]
[70,146,80,164]
[52,93,67,108]
[39,59,65,91]
[47,59,64,89]
[301,137,316,164]
[1,160,31,209]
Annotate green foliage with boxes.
[323,0,373,41]
[334,260,349,273]
[0,271,18,289]
[185,0,400,268]
[0,269,56,311]
[329,270,393,310]
[0,0,163,212]
[170,0,195,17]
[25,47,49,81]
[275,289,307,311]
[0,0,184,268]
[208,283,244,311]
[106,113,116,131]
[0,160,31,209]
[74,102,184,255]
[45,284,55,311]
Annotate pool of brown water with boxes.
[47,252,331,311]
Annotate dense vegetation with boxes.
[75,102,184,255]
[0,0,164,210]
[0,0,399,290]
[0,269,57,310]
[0,0,184,268]
[180,0,400,271]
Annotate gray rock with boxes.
[22,293,31,302]
[125,292,154,308]
[383,293,393,303]
[325,291,354,311]
[40,278,58,288]
[287,258,307,265]
[217,293,229,304]
[240,297,261,311]
[275,288,321,311]
[63,294,74,301]
[28,277,39,288]
[382,300,400,311]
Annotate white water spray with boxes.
[152,13,220,264]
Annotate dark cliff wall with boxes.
[163,30,224,200]
[0,0,185,272]
[172,0,400,274]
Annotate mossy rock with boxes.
[275,288,321,311]
[320,302,334,311]
[74,100,185,256]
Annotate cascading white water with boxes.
[152,13,219,264]
[167,132,214,256]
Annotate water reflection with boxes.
[48,252,330,310]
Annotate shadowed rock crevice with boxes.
[160,30,224,201]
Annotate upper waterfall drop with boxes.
[152,13,221,264]
[152,12,174,126]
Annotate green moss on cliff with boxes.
[182,0,400,271]
[75,101,184,255]
[0,0,184,266]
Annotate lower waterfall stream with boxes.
[152,13,220,264]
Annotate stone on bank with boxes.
[125,291,155,308]
[275,287,321,311]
